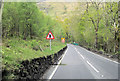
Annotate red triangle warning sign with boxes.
[46,31,55,39]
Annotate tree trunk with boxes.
[95,28,98,49]
[0,0,3,38]
[0,0,3,80]
[30,24,32,39]
[95,6,99,49]
[118,1,120,60]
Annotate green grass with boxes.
[2,38,66,71]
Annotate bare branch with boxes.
[90,17,96,29]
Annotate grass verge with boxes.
[2,38,66,72]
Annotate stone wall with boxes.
[13,46,67,80]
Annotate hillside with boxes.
[37,2,86,20]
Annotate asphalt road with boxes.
[44,44,119,80]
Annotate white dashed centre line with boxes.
[73,45,104,77]
[75,47,85,60]
[86,61,99,73]
[80,54,85,59]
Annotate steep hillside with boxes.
[37,2,82,20]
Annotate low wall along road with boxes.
[2,46,67,80]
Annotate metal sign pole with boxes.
[50,39,51,50]
[46,31,54,50]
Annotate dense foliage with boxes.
[2,2,65,40]
[64,2,119,54]
[1,2,120,79]
[2,2,67,79]
[2,2,119,61]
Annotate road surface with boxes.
[43,44,119,80]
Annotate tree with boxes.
[118,1,120,59]
[0,0,3,40]
[86,2,104,49]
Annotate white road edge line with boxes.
[48,48,68,79]
[85,48,120,64]
[73,45,119,64]
[87,61,99,73]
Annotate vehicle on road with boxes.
[71,42,78,45]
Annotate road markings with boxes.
[48,48,68,79]
[75,47,85,60]
[101,75,104,77]
[75,47,77,50]
[74,46,99,73]
[86,61,99,73]
[80,47,119,64]
[113,61,119,64]
[80,54,85,59]
[73,45,105,78]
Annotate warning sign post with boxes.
[46,31,55,50]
